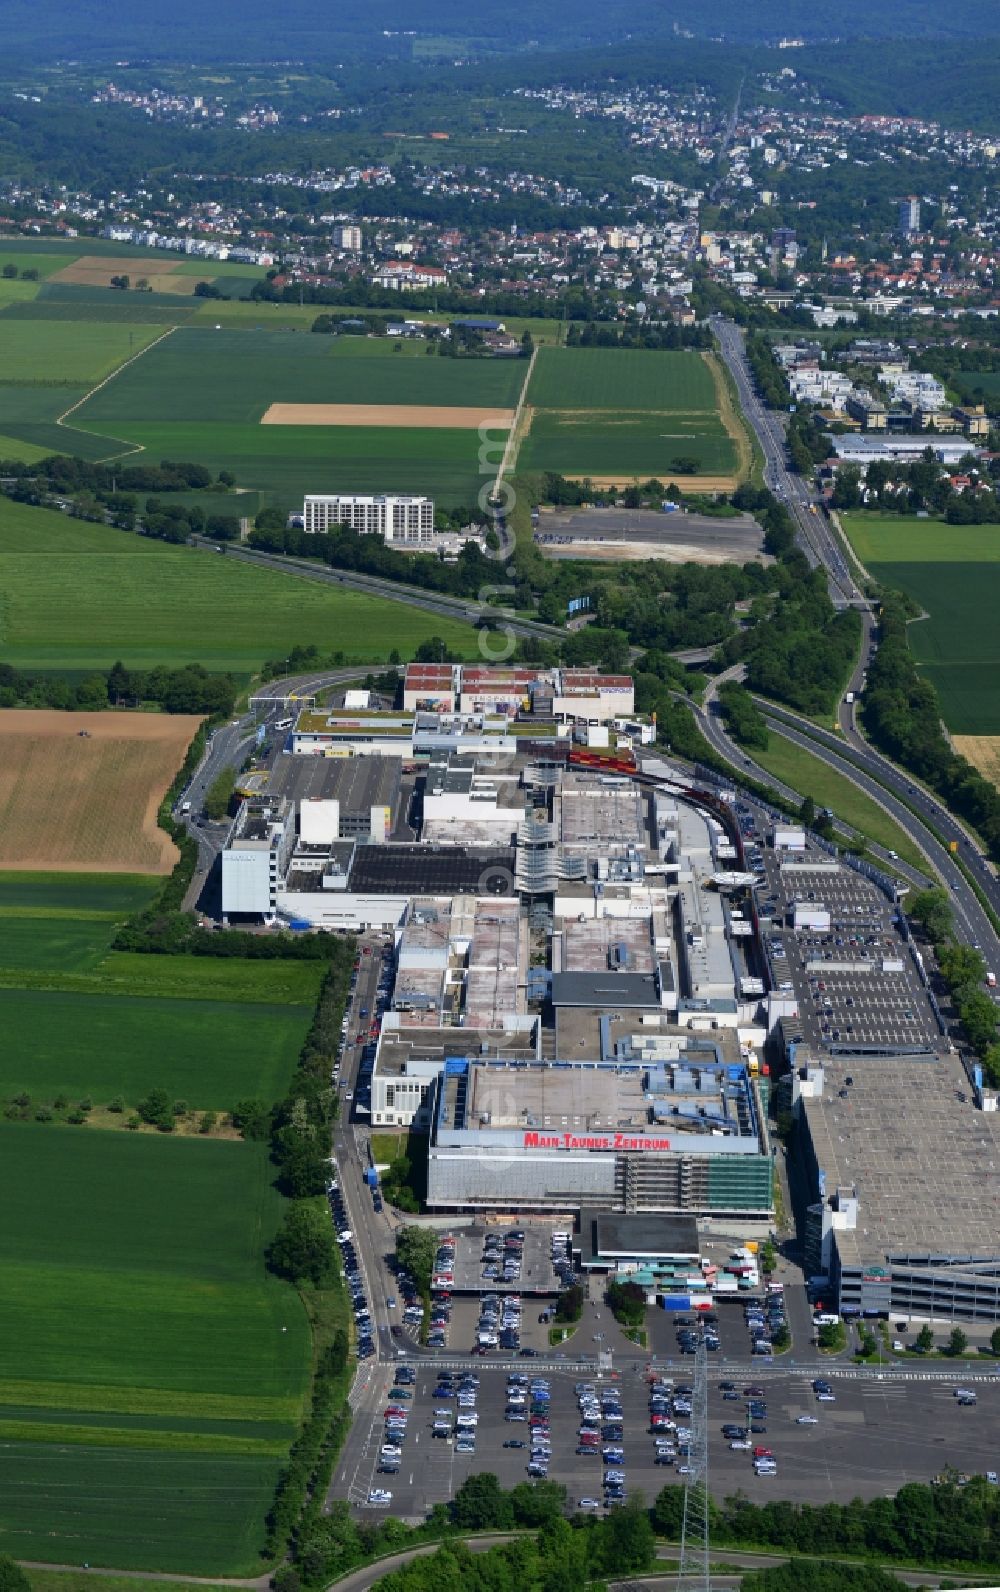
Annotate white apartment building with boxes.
[331,224,362,251]
[303,494,435,542]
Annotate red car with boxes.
[753,1446,772,1458]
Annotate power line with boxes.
[677,1340,710,1592]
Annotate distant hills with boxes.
[1,0,999,62]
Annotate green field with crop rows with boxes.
[0,320,167,384]
[526,345,717,409]
[78,327,525,421]
[0,497,481,669]
[841,513,1000,733]
[0,873,317,1571]
[0,1124,308,1573]
[520,405,736,477]
[79,417,488,508]
[521,345,737,480]
[0,383,119,459]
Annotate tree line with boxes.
[653,1472,1000,1567]
[0,658,236,716]
[907,888,1000,1083]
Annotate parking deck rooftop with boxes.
[800,1054,1000,1262]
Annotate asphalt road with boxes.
[710,317,862,608]
[758,704,1000,962]
[710,317,1000,967]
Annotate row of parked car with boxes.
[377,1363,416,1486]
[478,1291,521,1352]
[428,1234,456,1349]
[431,1371,479,1454]
[720,1383,776,1476]
[648,1377,692,1474]
[746,1292,786,1356]
[576,1380,628,1502]
[327,1179,375,1361]
[481,1228,526,1286]
[674,1311,721,1355]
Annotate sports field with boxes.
[0,711,202,874]
[840,513,1000,734]
[519,346,742,486]
[0,1123,308,1573]
[0,497,480,669]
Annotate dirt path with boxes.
[703,349,753,483]
[55,325,177,465]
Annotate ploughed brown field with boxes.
[0,710,202,873]
[260,402,514,428]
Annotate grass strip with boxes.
[753,733,926,871]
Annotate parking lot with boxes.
[736,810,943,1052]
[445,1228,567,1296]
[340,1359,1000,1518]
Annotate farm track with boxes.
[54,324,177,464]
[704,349,754,482]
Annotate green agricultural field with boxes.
[840,512,1000,566]
[0,252,69,279]
[0,986,313,1107]
[520,406,736,478]
[0,383,116,459]
[0,278,41,305]
[0,871,157,918]
[27,1571,234,1592]
[189,297,325,328]
[872,561,1000,734]
[172,258,267,281]
[840,513,1000,733]
[0,320,167,383]
[78,951,326,1006]
[0,1123,309,1573]
[78,326,526,423]
[0,497,481,668]
[526,345,717,410]
[0,297,196,325]
[0,431,54,462]
[520,345,737,481]
[36,281,195,309]
[79,417,488,509]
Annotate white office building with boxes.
[303,495,435,542]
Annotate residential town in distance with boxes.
[4,60,1000,337]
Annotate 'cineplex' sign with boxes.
[522,1130,672,1151]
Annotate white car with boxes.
[796,1415,819,1425]
[578,1498,601,1511]
[730,1440,752,1450]
[368,1489,392,1505]
[816,1392,836,1403]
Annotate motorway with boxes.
[710,318,1000,970]
[189,535,564,644]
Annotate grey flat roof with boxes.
[267,753,400,815]
[585,1209,700,1260]
[551,970,660,1009]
